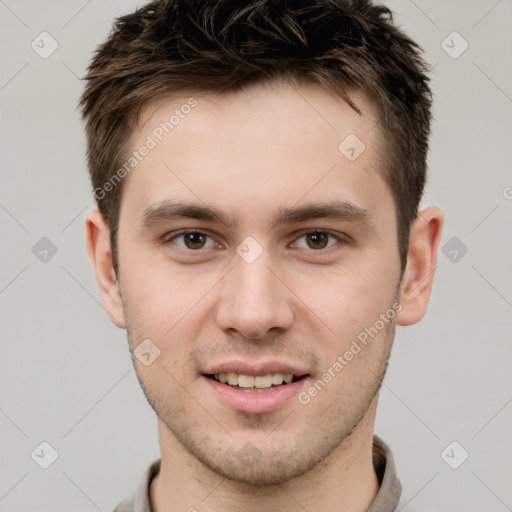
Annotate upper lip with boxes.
[203,360,310,377]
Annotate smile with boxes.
[206,372,303,391]
[203,371,309,413]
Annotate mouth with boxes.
[202,361,311,413]
[204,372,307,392]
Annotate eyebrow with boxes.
[139,199,373,231]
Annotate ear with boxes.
[85,209,126,328]
[396,206,444,326]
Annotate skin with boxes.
[86,80,443,511]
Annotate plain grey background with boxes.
[1,1,511,511]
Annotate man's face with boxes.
[116,81,402,485]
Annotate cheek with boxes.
[299,256,398,345]
[120,252,218,362]
[120,257,183,337]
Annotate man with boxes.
[81,0,443,510]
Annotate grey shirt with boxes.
[113,435,402,512]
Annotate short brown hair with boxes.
[80,0,433,274]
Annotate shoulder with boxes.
[112,495,134,512]
[111,458,161,512]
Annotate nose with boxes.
[215,249,294,340]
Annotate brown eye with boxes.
[166,231,216,250]
[290,230,342,251]
[183,232,207,249]
[305,232,329,249]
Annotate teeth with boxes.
[212,372,295,388]
[254,375,273,388]
[271,373,283,385]
[238,374,255,388]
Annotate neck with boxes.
[151,399,379,512]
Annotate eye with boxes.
[291,230,342,250]
[163,229,345,253]
[165,230,217,250]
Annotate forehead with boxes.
[120,81,391,227]
[136,81,380,154]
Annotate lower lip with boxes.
[202,375,308,414]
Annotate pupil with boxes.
[307,232,327,249]
[185,233,205,249]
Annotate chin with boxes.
[206,450,316,487]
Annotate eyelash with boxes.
[162,229,348,252]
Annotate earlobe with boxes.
[85,209,126,329]
[396,206,444,326]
